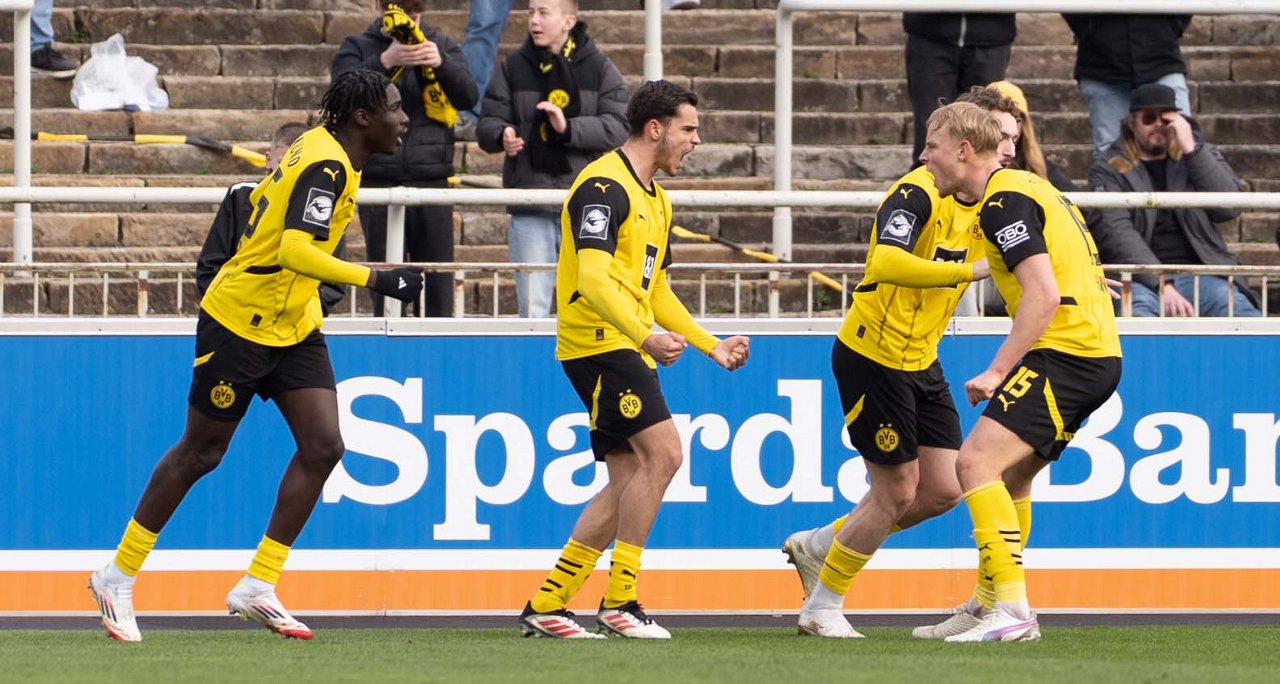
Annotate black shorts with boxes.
[831,340,962,466]
[188,311,336,421]
[562,349,672,460]
[982,348,1122,461]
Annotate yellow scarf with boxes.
[382,4,458,128]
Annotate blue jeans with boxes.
[509,212,561,318]
[31,0,54,51]
[1126,275,1261,317]
[461,0,513,120]
[1079,72,1191,157]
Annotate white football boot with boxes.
[912,597,987,639]
[88,565,142,642]
[797,608,865,638]
[781,529,825,600]
[226,577,313,640]
[518,601,607,639]
[944,604,1041,642]
[596,601,672,639]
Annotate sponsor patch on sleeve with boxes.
[579,204,611,241]
[302,187,336,228]
[993,220,1031,251]
[879,209,918,246]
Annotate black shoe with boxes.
[32,45,78,79]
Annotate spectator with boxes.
[904,12,1016,165]
[477,0,628,318]
[1088,83,1259,318]
[1063,13,1193,157]
[458,0,514,137]
[988,80,1077,192]
[31,0,78,78]
[196,123,349,315]
[332,0,478,317]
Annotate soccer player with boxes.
[923,101,1122,642]
[783,88,1021,639]
[87,70,425,643]
[517,80,750,640]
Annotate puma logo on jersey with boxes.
[322,167,340,182]
[996,394,1015,411]
[593,182,611,193]
[987,197,1005,209]
[899,187,914,199]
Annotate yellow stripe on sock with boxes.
[113,518,158,577]
[247,535,290,585]
[817,539,871,597]
[530,538,602,613]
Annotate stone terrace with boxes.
[0,0,1277,314]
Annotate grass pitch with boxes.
[5,626,1279,683]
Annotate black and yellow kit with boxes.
[978,168,1123,459]
[556,150,718,456]
[837,165,983,371]
[832,166,979,461]
[201,126,367,346]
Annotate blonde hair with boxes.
[987,80,1048,179]
[925,101,1002,156]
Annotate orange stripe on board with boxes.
[10,569,1280,613]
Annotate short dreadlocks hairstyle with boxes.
[319,69,392,130]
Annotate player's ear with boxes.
[352,107,372,128]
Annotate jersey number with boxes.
[1057,196,1101,266]
[244,195,269,241]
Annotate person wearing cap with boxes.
[1088,83,1259,318]
[1063,13,1193,158]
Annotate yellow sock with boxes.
[831,514,847,534]
[974,496,1031,609]
[530,538,602,613]
[1013,496,1031,549]
[964,481,1026,605]
[817,539,871,596]
[246,535,290,585]
[602,541,643,608]
[113,518,158,577]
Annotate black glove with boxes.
[371,267,425,303]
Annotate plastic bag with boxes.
[70,33,169,112]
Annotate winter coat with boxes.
[1087,121,1250,296]
[331,18,478,183]
[902,13,1016,48]
[476,24,628,214]
[1063,14,1192,85]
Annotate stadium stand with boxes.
[0,0,1276,314]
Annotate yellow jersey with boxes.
[201,127,360,346]
[979,168,1122,358]
[838,166,985,370]
[555,150,674,363]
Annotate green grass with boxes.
[5,627,1280,683]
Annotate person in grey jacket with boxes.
[477,0,627,318]
[1088,83,1259,317]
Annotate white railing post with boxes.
[384,197,406,318]
[644,0,663,80]
[12,5,33,266]
[770,6,795,318]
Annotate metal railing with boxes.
[1,261,1276,319]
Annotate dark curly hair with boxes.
[319,69,392,130]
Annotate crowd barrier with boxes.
[2,318,1278,614]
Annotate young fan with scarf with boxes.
[477,0,628,318]
[331,1,478,317]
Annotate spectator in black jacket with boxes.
[332,0,478,316]
[196,123,348,314]
[904,12,1015,165]
[1063,13,1193,157]
[476,0,628,317]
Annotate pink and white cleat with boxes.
[225,577,313,640]
[518,601,607,639]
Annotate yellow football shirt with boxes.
[201,126,360,346]
[837,166,985,370]
[979,168,1122,358]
